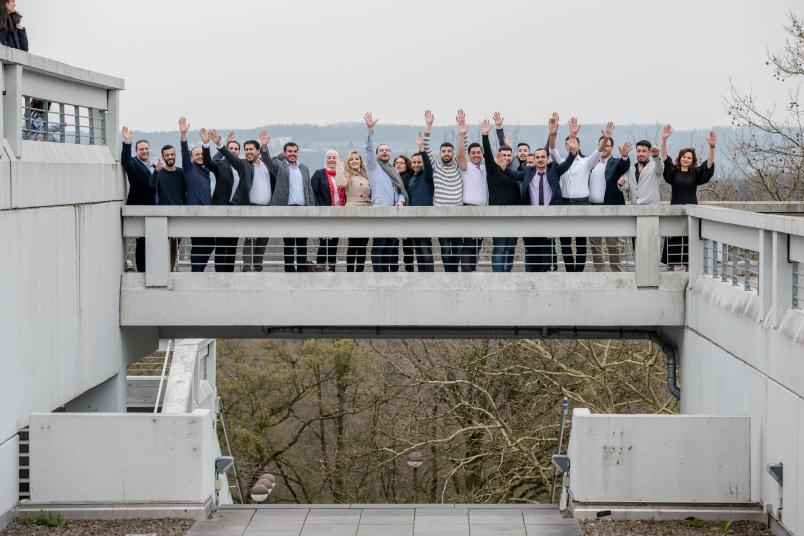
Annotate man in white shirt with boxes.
[548,115,612,272]
[456,109,488,272]
[588,136,631,271]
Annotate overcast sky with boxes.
[21,0,801,131]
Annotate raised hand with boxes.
[364,112,378,131]
[155,158,164,172]
[121,126,132,143]
[199,128,210,145]
[481,119,492,136]
[226,131,235,144]
[424,109,434,129]
[650,146,660,157]
[493,112,504,128]
[566,137,580,155]
[259,130,270,149]
[208,129,222,147]
[568,116,580,137]
[662,124,673,140]
[178,116,190,137]
[602,121,614,139]
[416,130,424,150]
[456,109,468,136]
[619,141,632,158]
[549,113,559,136]
[707,130,717,148]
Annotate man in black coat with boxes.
[120,126,155,272]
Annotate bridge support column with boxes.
[635,216,660,287]
[145,216,169,288]
[771,231,793,328]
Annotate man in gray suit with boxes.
[261,131,314,272]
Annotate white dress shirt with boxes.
[589,157,610,204]
[551,147,601,199]
[249,160,272,206]
[461,163,488,206]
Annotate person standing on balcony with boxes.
[405,131,435,272]
[617,139,664,206]
[121,126,155,272]
[0,1,27,51]
[336,151,371,272]
[504,120,580,272]
[151,145,186,270]
[210,129,274,272]
[262,134,314,273]
[394,155,415,273]
[363,112,407,272]
[661,125,716,269]
[481,119,520,272]
[588,130,632,272]
[492,112,529,173]
[423,110,464,272]
[201,131,246,272]
[311,150,346,272]
[548,115,611,272]
[178,117,215,273]
[456,109,486,272]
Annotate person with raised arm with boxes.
[587,124,632,272]
[548,115,612,272]
[661,125,716,269]
[178,117,215,272]
[480,119,520,272]
[363,112,407,272]
[405,131,435,272]
[150,145,186,270]
[210,129,275,272]
[121,126,155,272]
[394,154,415,273]
[201,129,246,272]
[617,133,665,207]
[504,117,580,272]
[455,109,487,272]
[336,151,372,272]
[492,112,529,173]
[422,110,464,272]
[311,150,346,272]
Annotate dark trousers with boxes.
[371,237,399,272]
[524,237,556,272]
[135,237,146,272]
[346,238,369,272]
[560,197,590,272]
[316,238,340,271]
[438,238,461,272]
[283,237,308,272]
[215,237,238,272]
[402,238,416,272]
[492,237,517,272]
[409,238,435,272]
[460,238,480,272]
[191,237,215,272]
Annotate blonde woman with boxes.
[336,151,371,271]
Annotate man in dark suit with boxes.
[588,136,632,271]
[504,135,579,272]
[201,129,249,272]
[120,126,155,272]
[261,132,314,272]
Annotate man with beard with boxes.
[151,144,186,270]
[457,109,488,272]
[618,139,664,206]
[423,109,466,272]
[121,126,155,272]
[492,112,529,173]
[178,117,215,272]
[363,112,407,272]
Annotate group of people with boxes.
[122,111,716,274]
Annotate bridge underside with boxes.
[121,272,687,338]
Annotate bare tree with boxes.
[725,12,804,201]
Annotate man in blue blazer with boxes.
[504,136,579,272]
[120,126,155,272]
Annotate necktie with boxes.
[538,172,545,206]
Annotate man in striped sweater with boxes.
[423,109,466,272]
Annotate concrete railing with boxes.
[122,205,689,288]
[162,339,216,414]
[686,204,804,325]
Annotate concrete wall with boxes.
[566,409,751,504]
[684,276,804,535]
[0,437,17,529]
[28,411,216,504]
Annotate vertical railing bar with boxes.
[712,241,719,278]
[703,239,710,275]
[88,107,95,145]
[732,247,739,286]
[59,103,66,143]
[74,106,81,144]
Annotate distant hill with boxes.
[135,123,737,174]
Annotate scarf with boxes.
[378,161,409,203]
[325,168,345,206]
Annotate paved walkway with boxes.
[189,505,582,536]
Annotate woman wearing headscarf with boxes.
[311,150,347,271]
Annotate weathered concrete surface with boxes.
[120,272,688,330]
[189,505,581,536]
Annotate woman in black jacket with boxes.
[393,155,415,272]
[0,1,28,51]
